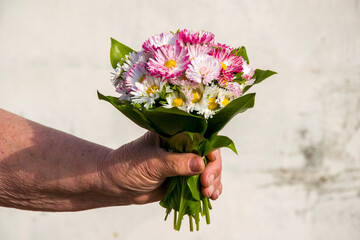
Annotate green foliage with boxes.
[210,135,237,154]
[243,69,277,93]
[205,93,256,139]
[110,38,134,69]
[233,46,249,64]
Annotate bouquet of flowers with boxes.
[98,29,276,231]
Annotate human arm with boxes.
[0,109,222,211]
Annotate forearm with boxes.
[0,109,120,211]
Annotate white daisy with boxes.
[185,54,221,85]
[180,84,203,113]
[216,87,234,108]
[195,84,220,119]
[130,76,165,109]
[164,91,187,112]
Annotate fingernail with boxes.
[208,185,214,197]
[190,157,201,172]
[208,175,214,186]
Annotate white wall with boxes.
[0,0,359,239]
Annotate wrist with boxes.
[95,147,133,206]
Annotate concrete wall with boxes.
[0,0,359,239]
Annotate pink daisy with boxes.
[142,32,178,53]
[147,44,190,79]
[242,61,255,81]
[211,43,234,53]
[225,82,243,98]
[211,47,244,82]
[178,29,215,45]
[185,54,221,84]
[185,44,212,60]
[125,63,148,90]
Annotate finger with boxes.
[210,182,222,200]
[160,152,205,177]
[202,175,221,198]
[200,150,222,187]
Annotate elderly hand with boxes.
[99,131,222,205]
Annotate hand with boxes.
[98,131,223,205]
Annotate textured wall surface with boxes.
[0,0,359,239]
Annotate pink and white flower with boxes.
[125,63,148,90]
[147,44,190,79]
[185,54,221,84]
[178,29,215,45]
[211,48,244,82]
[185,44,212,60]
[122,50,150,72]
[225,82,243,98]
[142,32,178,53]
[242,61,255,81]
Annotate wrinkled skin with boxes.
[100,132,222,205]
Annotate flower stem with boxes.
[189,215,194,232]
[202,197,211,224]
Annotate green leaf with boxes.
[142,107,207,138]
[243,69,277,93]
[233,46,249,64]
[210,135,237,154]
[164,132,205,154]
[194,139,213,157]
[110,38,134,69]
[187,175,201,201]
[205,93,256,139]
[97,91,155,131]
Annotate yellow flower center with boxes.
[220,62,227,71]
[146,85,159,96]
[139,75,145,83]
[173,97,184,107]
[208,97,219,110]
[191,90,202,103]
[222,98,230,106]
[164,60,177,68]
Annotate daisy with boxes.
[167,75,199,88]
[211,43,233,53]
[211,47,244,82]
[164,91,187,112]
[185,54,221,84]
[130,76,165,109]
[195,84,220,119]
[185,44,212,60]
[147,44,190,79]
[122,50,150,72]
[115,79,131,101]
[242,61,255,81]
[178,29,215,45]
[180,84,204,113]
[110,62,122,87]
[225,82,243,98]
[142,32,178,53]
[125,63,148,90]
[216,87,234,108]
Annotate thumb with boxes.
[161,152,205,177]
